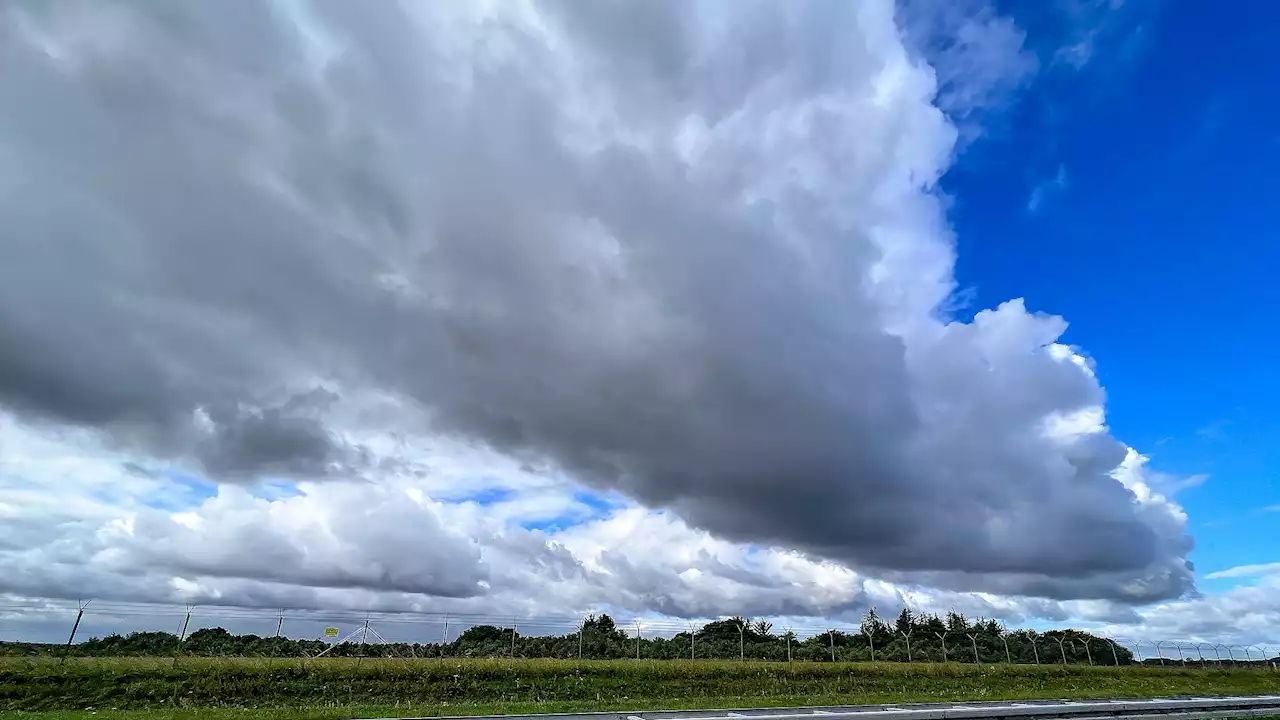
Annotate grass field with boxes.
[3,657,1279,720]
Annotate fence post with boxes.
[968,633,980,664]
[635,620,642,660]
[1217,644,1232,667]
[866,629,876,662]
[579,617,585,660]
[936,631,948,663]
[829,630,835,663]
[173,605,193,666]
[900,630,912,663]
[510,617,517,658]
[786,628,793,663]
[268,612,284,666]
[441,614,449,662]
[738,620,745,661]
[1001,634,1011,664]
[1056,635,1067,665]
[1108,640,1120,666]
[61,599,91,663]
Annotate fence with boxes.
[1,598,1277,668]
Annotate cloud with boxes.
[1048,0,1160,72]
[896,0,1039,141]
[1093,568,1280,644]
[0,0,1193,607]
[1205,563,1280,581]
[1027,164,1069,213]
[1197,420,1231,441]
[1164,473,1208,494]
[1263,505,1280,513]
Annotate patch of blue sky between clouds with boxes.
[251,479,305,501]
[142,468,218,511]
[520,515,583,533]
[571,489,627,513]
[521,488,628,532]
[439,485,517,506]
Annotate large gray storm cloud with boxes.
[0,0,1192,603]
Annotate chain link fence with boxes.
[1,599,1277,668]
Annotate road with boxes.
[366,695,1280,720]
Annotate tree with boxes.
[28,609,1137,665]
[895,608,915,635]
[861,607,889,640]
[582,613,619,637]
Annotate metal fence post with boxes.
[173,605,193,666]
[268,611,284,666]
[441,614,449,662]
[61,599,91,663]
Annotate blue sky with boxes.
[946,1,1280,584]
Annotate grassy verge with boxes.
[3,657,1279,719]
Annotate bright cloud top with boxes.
[0,0,1192,621]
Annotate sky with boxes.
[0,0,1278,646]
[945,0,1280,591]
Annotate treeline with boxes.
[0,609,1196,665]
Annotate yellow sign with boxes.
[324,627,339,638]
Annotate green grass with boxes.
[3,657,1279,720]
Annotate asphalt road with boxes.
[366,695,1280,720]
